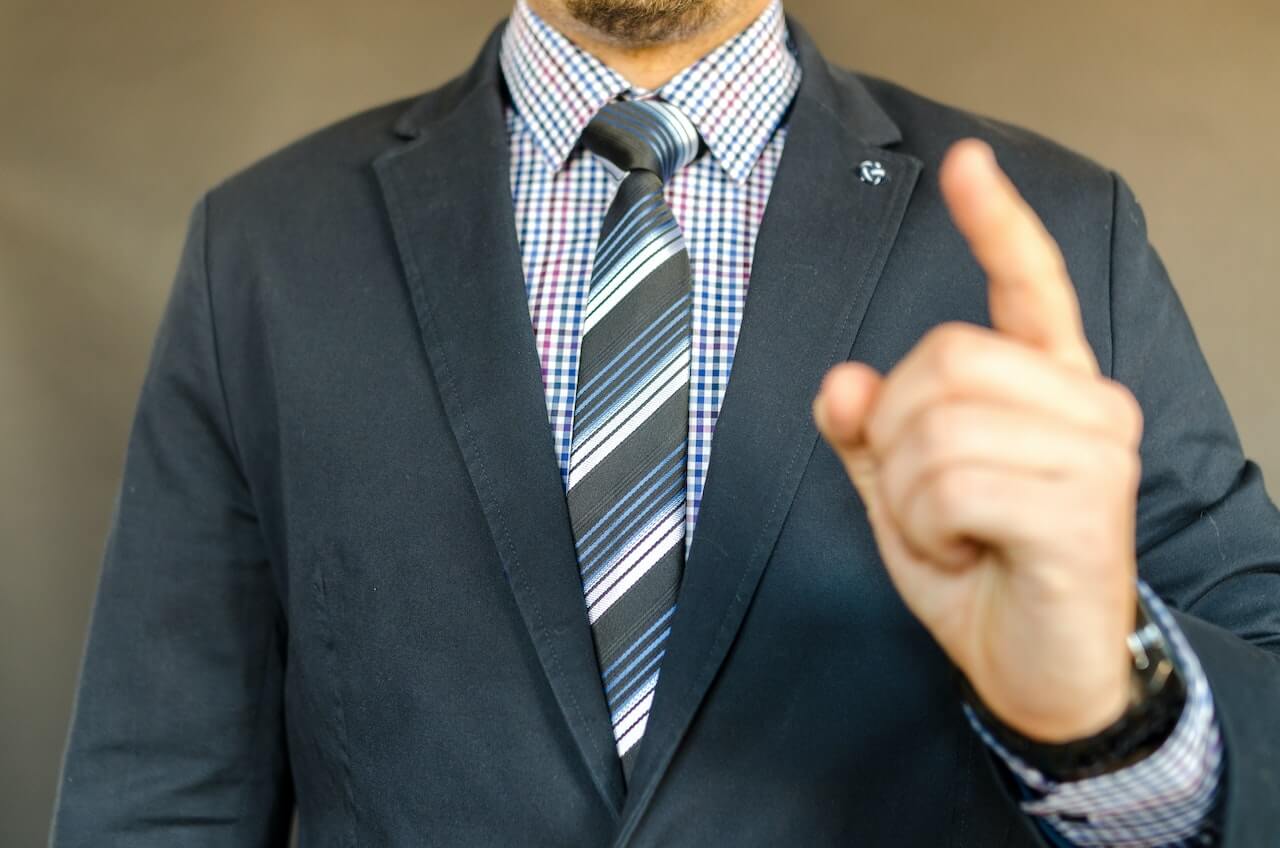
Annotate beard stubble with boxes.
[563,0,729,46]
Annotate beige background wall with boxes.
[2,1,1276,843]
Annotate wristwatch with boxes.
[962,592,1188,782]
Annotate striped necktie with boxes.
[566,99,701,780]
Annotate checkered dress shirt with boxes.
[499,1,1222,843]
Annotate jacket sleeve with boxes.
[49,195,293,847]
[1107,173,1280,845]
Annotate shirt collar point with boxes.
[722,159,756,187]
[699,135,766,186]
[518,115,580,174]
[540,146,571,174]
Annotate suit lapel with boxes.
[373,30,627,815]
[371,16,923,833]
[615,23,922,841]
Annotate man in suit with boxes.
[51,0,1280,844]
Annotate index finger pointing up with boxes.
[939,139,1098,376]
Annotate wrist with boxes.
[962,592,1187,781]
[996,656,1131,744]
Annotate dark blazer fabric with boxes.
[51,18,1280,848]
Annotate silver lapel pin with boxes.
[858,160,888,186]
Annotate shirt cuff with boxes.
[964,581,1224,847]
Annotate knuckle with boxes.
[915,405,956,455]
[1118,447,1143,491]
[1091,439,1127,472]
[925,322,980,383]
[1027,229,1069,273]
[1103,381,1145,441]
[1127,453,1144,492]
[1092,441,1141,492]
[1040,246,1070,282]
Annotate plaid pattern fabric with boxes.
[500,1,1221,842]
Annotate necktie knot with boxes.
[583,99,702,184]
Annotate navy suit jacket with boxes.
[52,19,1280,847]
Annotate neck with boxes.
[527,0,774,90]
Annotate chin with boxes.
[563,0,736,46]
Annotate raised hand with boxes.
[813,139,1143,742]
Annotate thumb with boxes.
[813,362,883,509]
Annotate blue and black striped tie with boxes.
[566,99,702,779]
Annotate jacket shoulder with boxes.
[208,97,407,217]
[847,70,1116,211]
[203,66,479,226]
[833,69,1127,368]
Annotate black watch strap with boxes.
[962,595,1188,782]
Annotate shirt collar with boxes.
[499,0,801,184]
